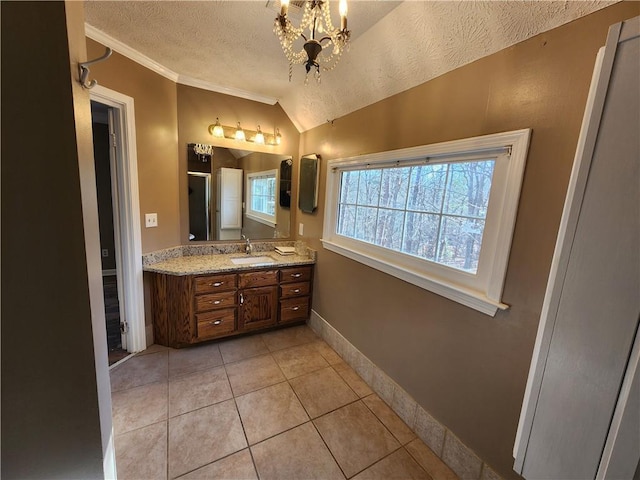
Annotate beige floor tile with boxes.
[177,449,257,479]
[272,343,329,379]
[137,344,170,356]
[363,394,417,445]
[115,422,167,480]
[219,334,269,364]
[314,401,400,478]
[251,422,345,480]
[261,325,318,351]
[169,366,232,417]
[169,343,223,378]
[313,340,344,364]
[406,439,459,480]
[168,399,247,478]
[333,361,374,398]
[236,381,309,445]
[353,448,432,479]
[112,382,167,434]
[225,354,286,396]
[110,351,168,392]
[290,367,358,418]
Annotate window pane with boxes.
[407,164,447,213]
[401,212,439,261]
[354,206,377,243]
[375,208,404,250]
[436,216,485,272]
[379,168,410,209]
[340,171,360,204]
[443,160,494,218]
[337,204,356,237]
[357,169,382,206]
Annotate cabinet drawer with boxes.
[196,308,236,339]
[238,270,278,288]
[280,266,312,284]
[195,274,237,294]
[195,290,236,312]
[280,282,310,298]
[280,297,310,323]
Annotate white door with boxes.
[217,167,243,240]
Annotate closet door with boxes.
[514,17,639,479]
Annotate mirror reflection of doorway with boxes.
[188,172,211,241]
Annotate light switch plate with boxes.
[145,213,158,228]
[298,223,304,236]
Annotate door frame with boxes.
[90,85,146,353]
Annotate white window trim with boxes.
[246,169,278,228]
[321,129,531,316]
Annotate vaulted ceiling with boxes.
[84,1,616,132]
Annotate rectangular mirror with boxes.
[299,154,320,214]
[186,144,292,241]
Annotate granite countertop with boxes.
[142,241,315,276]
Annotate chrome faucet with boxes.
[242,235,253,255]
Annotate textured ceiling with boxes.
[84,1,617,132]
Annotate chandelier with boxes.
[274,0,350,83]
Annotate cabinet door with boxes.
[239,285,278,331]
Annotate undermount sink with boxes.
[230,255,276,265]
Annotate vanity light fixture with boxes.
[207,119,283,146]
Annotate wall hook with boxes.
[79,47,112,89]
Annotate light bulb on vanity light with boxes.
[235,122,246,142]
[275,128,282,145]
[254,125,265,145]
[211,117,224,138]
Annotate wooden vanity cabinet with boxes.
[279,266,313,324]
[238,270,278,331]
[151,264,314,348]
[193,273,238,342]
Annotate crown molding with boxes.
[177,75,277,105]
[85,24,179,82]
[84,24,279,105]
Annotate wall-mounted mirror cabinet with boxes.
[187,144,292,242]
[299,153,320,214]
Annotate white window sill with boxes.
[246,212,276,228]
[321,238,509,316]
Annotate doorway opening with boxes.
[91,102,128,364]
[90,86,146,365]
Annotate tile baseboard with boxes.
[308,309,503,480]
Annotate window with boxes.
[246,169,278,227]
[322,129,531,316]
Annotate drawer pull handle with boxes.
[239,293,244,305]
[210,281,224,287]
[292,306,300,311]
[293,289,301,293]
[210,319,223,325]
[291,273,302,278]
[211,300,222,305]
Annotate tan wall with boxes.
[176,84,300,244]
[86,38,180,253]
[298,3,639,478]
[2,1,108,476]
